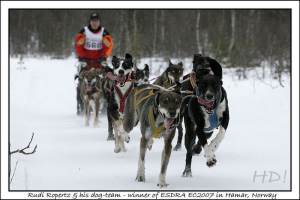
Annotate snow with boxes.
[10,57,290,190]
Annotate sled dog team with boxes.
[76,53,230,188]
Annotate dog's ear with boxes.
[133,63,138,71]
[125,53,133,61]
[112,56,119,67]
[178,61,183,70]
[154,92,160,107]
[144,64,149,72]
[168,59,173,66]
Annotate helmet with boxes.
[90,12,100,21]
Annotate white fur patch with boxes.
[201,106,211,129]
[168,74,175,83]
[158,106,170,118]
[158,106,180,119]
[216,98,226,117]
[209,126,225,153]
[203,144,215,160]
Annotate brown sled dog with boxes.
[80,68,103,126]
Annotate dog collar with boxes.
[197,96,215,114]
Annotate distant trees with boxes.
[9,9,290,72]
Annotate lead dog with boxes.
[182,74,229,177]
[181,54,223,155]
[123,84,182,187]
[102,53,134,152]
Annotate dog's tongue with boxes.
[118,75,126,84]
[164,118,175,130]
[197,97,214,109]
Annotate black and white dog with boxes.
[181,54,223,154]
[182,73,229,177]
[103,53,134,152]
[134,64,150,86]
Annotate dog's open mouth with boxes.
[164,118,176,130]
[161,114,178,131]
[118,75,126,86]
[197,97,214,114]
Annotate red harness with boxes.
[114,82,134,113]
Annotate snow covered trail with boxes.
[10,58,290,190]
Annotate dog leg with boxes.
[182,117,195,177]
[107,113,114,141]
[136,136,147,182]
[76,84,83,115]
[157,131,175,188]
[114,134,121,153]
[113,120,123,153]
[120,138,126,152]
[195,128,217,167]
[121,131,130,152]
[145,128,153,150]
[192,139,202,155]
[94,98,100,127]
[182,132,195,177]
[203,144,217,167]
[84,96,90,126]
[208,126,225,153]
[173,120,183,151]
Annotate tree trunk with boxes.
[196,11,201,54]
[228,10,236,57]
[152,10,158,56]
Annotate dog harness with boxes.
[203,109,219,133]
[114,82,134,113]
[134,88,156,108]
[133,87,164,138]
[148,107,165,138]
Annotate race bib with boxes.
[84,26,104,50]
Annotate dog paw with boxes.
[173,143,181,151]
[114,147,121,153]
[136,175,145,182]
[206,157,217,167]
[107,135,115,141]
[182,167,192,177]
[147,138,153,150]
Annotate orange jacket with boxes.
[75,26,113,60]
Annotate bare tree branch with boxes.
[10,132,37,155]
[10,160,19,184]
